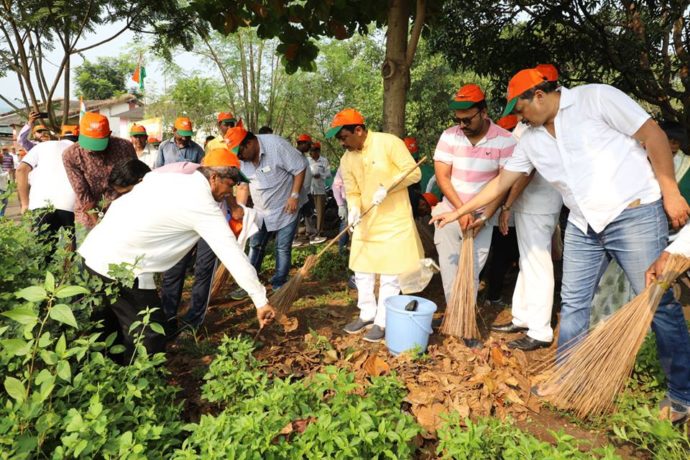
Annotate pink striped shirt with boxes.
[433,121,515,206]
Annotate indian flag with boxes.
[132,61,146,91]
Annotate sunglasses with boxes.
[452,111,482,126]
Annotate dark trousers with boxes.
[160,239,217,329]
[486,227,519,301]
[33,209,76,251]
[87,266,167,363]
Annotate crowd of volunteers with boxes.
[2,63,689,423]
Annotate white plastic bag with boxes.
[399,258,439,294]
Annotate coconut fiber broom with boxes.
[270,157,428,317]
[533,253,690,418]
[440,229,481,340]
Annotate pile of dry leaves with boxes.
[255,323,542,434]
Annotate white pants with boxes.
[433,211,494,303]
[355,272,400,328]
[511,212,560,342]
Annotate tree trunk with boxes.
[382,0,411,136]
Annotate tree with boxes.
[75,56,135,100]
[428,0,690,131]
[0,0,199,128]
[188,0,441,137]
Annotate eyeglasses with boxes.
[452,111,482,126]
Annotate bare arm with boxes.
[504,171,535,208]
[635,119,689,228]
[434,161,463,210]
[16,163,32,213]
[235,183,250,206]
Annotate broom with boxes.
[440,229,480,340]
[533,253,690,418]
[210,263,230,301]
[270,157,428,317]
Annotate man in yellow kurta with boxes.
[326,108,423,342]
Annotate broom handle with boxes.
[312,156,428,261]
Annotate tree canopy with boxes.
[75,57,136,100]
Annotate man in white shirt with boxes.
[16,130,77,248]
[308,141,330,243]
[432,68,690,416]
[79,151,275,360]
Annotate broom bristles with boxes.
[441,231,480,339]
[271,254,318,316]
[534,253,690,418]
[210,264,231,301]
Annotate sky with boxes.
[0,22,209,113]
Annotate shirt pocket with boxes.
[481,147,503,161]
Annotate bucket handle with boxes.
[409,313,433,335]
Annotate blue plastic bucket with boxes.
[385,295,437,355]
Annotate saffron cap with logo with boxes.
[496,115,518,131]
[502,68,549,117]
[217,112,236,125]
[174,116,194,136]
[78,112,111,151]
[325,108,365,139]
[449,84,485,110]
[60,125,79,137]
[534,64,559,82]
[224,123,249,155]
[403,137,419,154]
[202,147,250,183]
[129,124,147,137]
[297,134,312,143]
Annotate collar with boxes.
[557,86,574,110]
[360,130,372,151]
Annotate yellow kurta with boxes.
[205,136,226,153]
[341,131,423,275]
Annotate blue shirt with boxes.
[154,139,205,168]
[240,134,307,232]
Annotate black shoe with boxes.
[490,322,528,333]
[508,336,551,351]
[463,338,483,349]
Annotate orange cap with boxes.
[78,112,111,151]
[217,112,236,124]
[325,108,365,139]
[174,117,194,136]
[311,141,321,150]
[403,137,418,154]
[534,64,559,82]
[224,123,249,155]
[496,115,518,131]
[60,125,79,137]
[147,136,160,145]
[297,134,312,143]
[202,147,250,182]
[33,124,49,134]
[422,192,439,208]
[449,84,485,110]
[129,124,147,137]
[502,69,548,116]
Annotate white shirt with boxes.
[505,85,660,233]
[137,146,158,169]
[667,224,690,255]
[21,140,76,212]
[308,155,331,195]
[78,170,268,308]
[511,122,563,215]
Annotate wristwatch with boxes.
[290,192,299,199]
[501,204,511,211]
[478,215,488,223]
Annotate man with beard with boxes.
[155,117,204,167]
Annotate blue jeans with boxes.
[248,217,299,290]
[559,200,690,405]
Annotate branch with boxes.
[405,0,426,67]
[0,93,21,112]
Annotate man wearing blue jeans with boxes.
[225,124,307,293]
[432,68,690,421]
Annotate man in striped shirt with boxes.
[431,84,515,342]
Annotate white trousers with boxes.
[433,213,494,303]
[511,212,560,342]
[355,272,400,328]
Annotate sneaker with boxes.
[659,397,689,425]
[363,325,385,343]
[292,239,305,248]
[309,235,327,245]
[343,318,373,334]
[229,288,249,301]
[347,275,357,290]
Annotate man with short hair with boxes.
[432,68,690,415]
[327,108,423,343]
[129,124,156,169]
[206,112,237,152]
[154,117,204,167]
[308,141,330,243]
[79,149,275,359]
[225,124,307,293]
[17,111,52,151]
[431,84,515,346]
[62,112,137,230]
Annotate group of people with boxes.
[6,61,690,424]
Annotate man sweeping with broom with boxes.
[431,68,690,420]
[326,108,423,343]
